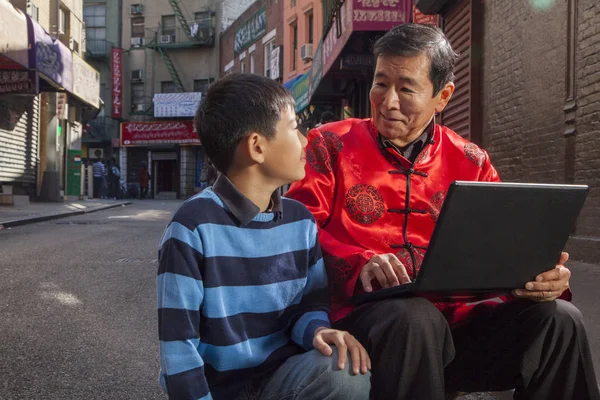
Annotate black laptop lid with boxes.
[415,181,589,293]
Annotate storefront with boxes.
[0,2,39,198]
[119,120,204,199]
[286,0,413,128]
[415,0,483,143]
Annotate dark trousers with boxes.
[93,177,103,199]
[334,297,600,400]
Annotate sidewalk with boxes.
[0,199,131,229]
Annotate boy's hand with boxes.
[313,327,371,375]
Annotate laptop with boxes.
[351,181,589,306]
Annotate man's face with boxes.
[370,53,453,147]
[261,106,308,185]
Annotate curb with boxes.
[0,202,132,229]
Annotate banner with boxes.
[112,48,123,118]
[234,7,267,55]
[121,121,200,146]
[153,92,202,118]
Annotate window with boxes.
[291,23,298,71]
[241,62,246,73]
[193,79,212,95]
[194,11,211,27]
[58,8,66,35]
[250,52,255,74]
[84,5,106,42]
[28,3,40,21]
[131,17,145,38]
[161,81,177,93]
[131,83,145,109]
[307,13,314,44]
[264,40,275,78]
[162,15,176,40]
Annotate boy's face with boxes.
[261,106,308,185]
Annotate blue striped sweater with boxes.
[157,179,331,400]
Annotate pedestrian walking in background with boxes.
[139,161,150,199]
[92,159,105,199]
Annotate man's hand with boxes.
[513,252,571,302]
[360,253,411,292]
[313,327,371,375]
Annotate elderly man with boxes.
[287,24,599,400]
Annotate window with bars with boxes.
[131,17,145,38]
[193,79,212,95]
[161,81,177,93]
[194,11,211,27]
[84,5,106,41]
[131,83,145,108]
[264,40,275,78]
[162,15,176,39]
[291,23,298,70]
[307,13,314,44]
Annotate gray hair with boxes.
[372,23,458,96]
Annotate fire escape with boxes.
[137,0,215,115]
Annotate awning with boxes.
[308,0,412,103]
[284,72,310,113]
[0,0,29,69]
[27,15,73,92]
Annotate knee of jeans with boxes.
[313,347,371,399]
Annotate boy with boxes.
[157,73,371,400]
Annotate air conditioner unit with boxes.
[130,37,145,47]
[300,43,313,61]
[131,69,143,81]
[89,148,104,160]
[159,35,173,44]
[130,4,143,15]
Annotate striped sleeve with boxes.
[157,222,213,400]
[291,219,331,350]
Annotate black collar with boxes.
[212,173,283,225]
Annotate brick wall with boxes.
[220,0,283,77]
[482,0,600,263]
[571,0,600,262]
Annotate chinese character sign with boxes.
[352,0,410,31]
[112,48,122,118]
[234,7,267,56]
[121,121,200,146]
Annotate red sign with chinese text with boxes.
[121,121,200,146]
[112,48,123,118]
[413,5,439,27]
[352,0,411,31]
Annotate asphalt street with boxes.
[0,201,181,400]
[0,200,598,400]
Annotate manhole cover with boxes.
[115,258,158,264]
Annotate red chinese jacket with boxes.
[287,118,570,324]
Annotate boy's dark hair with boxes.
[372,23,458,96]
[194,73,295,173]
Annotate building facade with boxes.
[1,0,100,202]
[82,0,122,165]
[220,0,284,82]
[119,0,219,199]
[416,0,600,263]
